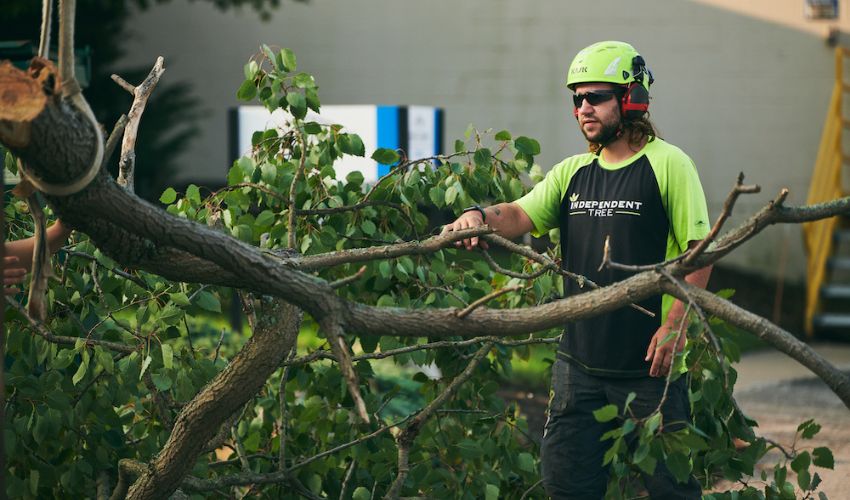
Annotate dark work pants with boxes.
[540,359,702,499]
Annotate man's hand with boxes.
[440,211,489,250]
[3,256,27,295]
[645,322,686,377]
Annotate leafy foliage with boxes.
[2,46,836,499]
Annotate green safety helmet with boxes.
[566,41,654,119]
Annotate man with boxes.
[441,41,711,498]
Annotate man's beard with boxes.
[583,118,622,147]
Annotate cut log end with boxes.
[0,61,48,122]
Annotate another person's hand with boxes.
[645,322,686,377]
[440,210,488,250]
[3,256,27,296]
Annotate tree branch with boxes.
[385,342,492,499]
[287,131,306,249]
[320,317,370,423]
[287,334,558,367]
[683,173,759,265]
[6,296,136,353]
[660,280,850,410]
[456,286,522,318]
[113,57,165,192]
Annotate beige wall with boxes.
[116,0,847,281]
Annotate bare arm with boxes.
[646,241,713,377]
[5,220,72,272]
[440,202,535,250]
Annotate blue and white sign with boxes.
[230,105,443,183]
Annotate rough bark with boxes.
[126,296,302,500]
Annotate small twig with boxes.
[286,334,558,367]
[520,479,544,500]
[480,249,551,280]
[321,318,369,423]
[290,414,416,471]
[142,372,174,430]
[63,249,150,289]
[292,226,493,271]
[230,407,251,472]
[7,296,135,353]
[287,131,307,249]
[456,286,522,319]
[113,56,165,193]
[213,329,226,363]
[483,233,654,317]
[684,173,760,266]
[101,114,128,170]
[278,347,296,471]
[361,151,472,203]
[339,459,356,500]
[385,342,492,499]
[329,266,367,289]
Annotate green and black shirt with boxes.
[516,138,710,378]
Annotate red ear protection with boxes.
[620,82,649,120]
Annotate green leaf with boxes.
[161,344,174,370]
[255,210,275,227]
[352,487,370,500]
[495,130,511,141]
[236,79,258,101]
[339,134,366,157]
[195,291,221,313]
[286,92,307,119]
[169,292,191,307]
[372,148,400,165]
[186,184,201,205]
[517,452,535,472]
[444,185,458,205]
[812,447,834,469]
[665,451,692,483]
[261,163,277,184]
[72,354,88,385]
[485,484,499,500]
[304,121,322,134]
[139,355,152,380]
[798,419,821,439]
[454,139,465,153]
[29,470,39,496]
[281,48,297,72]
[361,219,376,236]
[514,136,541,155]
[151,372,173,391]
[159,187,177,204]
[593,404,618,423]
[473,148,491,167]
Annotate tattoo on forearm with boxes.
[493,207,501,216]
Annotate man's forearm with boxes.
[665,265,712,326]
[482,202,534,240]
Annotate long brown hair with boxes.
[588,114,660,155]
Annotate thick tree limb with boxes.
[125,297,301,500]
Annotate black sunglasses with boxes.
[572,89,621,108]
